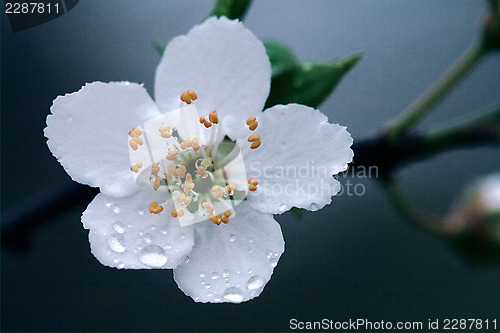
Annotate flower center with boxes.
[127,90,261,226]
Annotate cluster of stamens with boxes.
[129,90,264,226]
[128,127,143,150]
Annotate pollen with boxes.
[250,140,261,149]
[128,139,139,150]
[248,134,260,142]
[180,90,198,104]
[248,178,259,186]
[151,163,160,176]
[129,127,143,136]
[153,176,161,190]
[224,210,231,217]
[132,136,143,145]
[203,120,212,128]
[246,117,256,125]
[249,185,258,191]
[130,161,143,173]
[209,110,219,124]
[148,202,163,214]
[159,126,172,138]
[166,149,179,161]
[209,213,222,225]
[171,209,185,218]
[199,116,205,124]
[246,117,258,131]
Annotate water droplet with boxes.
[222,287,244,303]
[105,202,112,208]
[279,204,287,212]
[205,284,211,289]
[269,257,278,268]
[143,233,152,243]
[181,255,190,264]
[113,259,119,263]
[309,203,318,211]
[165,243,172,249]
[265,251,273,259]
[248,269,253,274]
[107,234,126,253]
[247,276,265,290]
[200,272,206,278]
[207,293,213,297]
[229,234,237,242]
[113,222,125,234]
[211,272,219,280]
[112,204,120,214]
[118,263,125,269]
[201,280,205,285]
[137,209,145,216]
[223,270,229,278]
[138,245,167,268]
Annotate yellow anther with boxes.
[186,173,192,181]
[151,163,160,176]
[171,209,178,218]
[161,131,172,138]
[202,202,215,214]
[149,202,163,214]
[132,136,144,145]
[180,91,192,104]
[209,214,222,225]
[180,142,187,150]
[129,127,142,137]
[197,167,208,178]
[250,140,261,149]
[209,110,219,124]
[203,120,212,128]
[224,210,231,217]
[192,137,199,145]
[249,121,258,131]
[225,184,232,195]
[187,90,197,100]
[246,116,256,126]
[129,139,139,150]
[249,184,258,191]
[184,197,192,206]
[202,201,211,209]
[177,165,187,178]
[130,161,143,173]
[199,116,205,124]
[153,176,161,190]
[213,191,223,199]
[221,216,229,224]
[168,149,179,155]
[183,181,195,193]
[159,126,170,132]
[248,134,260,142]
[248,178,258,186]
[177,209,185,217]
[178,193,186,202]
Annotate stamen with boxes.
[128,139,139,150]
[129,127,143,136]
[159,126,172,138]
[246,117,256,125]
[209,110,219,124]
[248,179,258,191]
[186,90,197,101]
[148,202,163,214]
[153,176,161,190]
[171,209,185,218]
[151,163,160,176]
[250,140,261,149]
[132,136,143,145]
[130,162,143,173]
[249,121,258,131]
[248,134,260,142]
[209,213,222,225]
[199,117,205,124]
[166,149,179,161]
[221,216,229,224]
[249,185,258,192]
[224,210,231,217]
[203,120,212,128]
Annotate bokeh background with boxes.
[2,0,500,331]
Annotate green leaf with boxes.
[209,0,253,20]
[264,40,298,77]
[265,53,362,109]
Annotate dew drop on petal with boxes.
[229,234,237,242]
[113,222,126,234]
[247,276,265,290]
[279,204,287,212]
[138,245,167,268]
[164,243,172,249]
[112,204,120,214]
[309,203,318,211]
[181,255,190,264]
[223,270,229,278]
[222,287,244,303]
[205,284,211,289]
[269,257,278,268]
[200,272,206,278]
[107,234,126,253]
[211,272,219,280]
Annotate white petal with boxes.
[243,104,353,214]
[173,202,284,303]
[82,190,194,269]
[155,16,271,137]
[45,82,161,197]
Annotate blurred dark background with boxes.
[2,1,500,331]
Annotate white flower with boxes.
[44,17,353,303]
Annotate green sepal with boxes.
[265,50,362,109]
[209,0,252,20]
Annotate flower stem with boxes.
[385,41,486,141]
[380,178,446,236]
